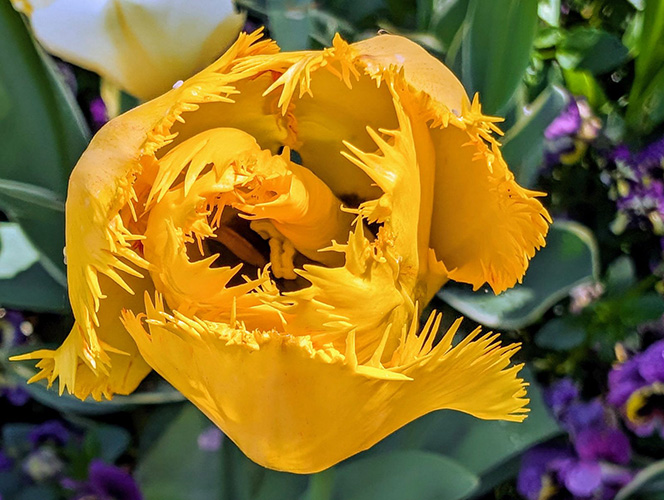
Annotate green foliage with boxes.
[556,27,629,74]
[136,404,308,500]
[0,2,89,285]
[616,459,664,500]
[267,0,314,50]
[534,256,664,356]
[439,221,599,330]
[0,221,67,311]
[460,0,539,114]
[4,355,185,414]
[502,85,569,187]
[328,452,478,500]
[373,369,560,497]
[625,0,664,134]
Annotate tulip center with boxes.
[141,128,355,314]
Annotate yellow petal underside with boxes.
[123,293,527,473]
[12,275,152,400]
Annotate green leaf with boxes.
[461,0,539,114]
[604,256,637,296]
[372,368,560,497]
[616,459,664,500]
[502,85,568,188]
[5,357,184,413]
[439,221,599,329]
[84,423,132,463]
[137,404,222,500]
[534,316,586,350]
[427,0,471,52]
[562,68,608,110]
[0,261,67,312]
[268,0,313,50]
[627,0,664,120]
[0,222,39,279]
[331,451,478,500]
[556,28,629,74]
[0,2,89,276]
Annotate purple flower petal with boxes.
[4,386,30,406]
[88,460,142,500]
[517,446,573,500]
[545,378,579,418]
[0,451,13,472]
[575,428,631,464]
[545,100,581,140]
[28,420,70,448]
[638,340,664,383]
[558,459,603,498]
[608,358,646,407]
[564,399,605,434]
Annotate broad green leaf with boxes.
[137,404,222,500]
[556,28,629,74]
[626,0,664,133]
[372,368,560,497]
[534,316,586,350]
[616,459,664,500]
[0,261,67,312]
[268,0,313,50]
[0,222,39,279]
[221,440,308,500]
[502,85,568,188]
[604,256,637,296]
[461,0,539,114]
[331,451,478,500]
[83,423,132,463]
[428,0,470,52]
[439,221,599,330]
[0,2,89,276]
[5,357,184,414]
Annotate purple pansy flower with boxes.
[608,340,664,437]
[545,100,582,140]
[1,385,30,406]
[0,451,13,472]
[63,460,142,500]
[517,446,573,500]
[519,378,634,499]
[28,420,71,448]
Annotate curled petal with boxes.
[123,293,527,473]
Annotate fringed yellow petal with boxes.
[122,293,526,473]
[428,125,551,293]
[11,275,152,400]
[352,34,469,117]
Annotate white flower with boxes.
[13,0,245,100]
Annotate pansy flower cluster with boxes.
[518,379,633,500]
[544,97,601,168]
[609,137,664,241]
[608,339,664,438]
[0,419,142,499]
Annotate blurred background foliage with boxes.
[1,0,664,499]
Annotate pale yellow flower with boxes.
[12,0,245,100]
[13,31,551,473]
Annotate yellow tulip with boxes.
[12,31,551,473]
[11,0,245,100]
